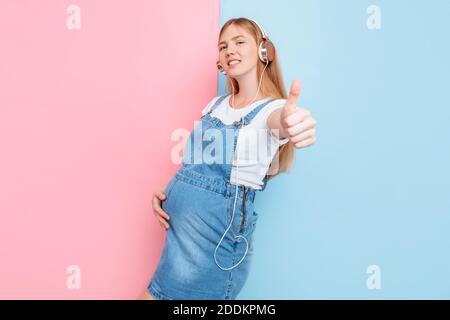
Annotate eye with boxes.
[219,41,244,51]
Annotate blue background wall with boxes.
[218,0,450,299]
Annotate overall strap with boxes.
[260,174,270,191]
[241,98,275,125]
[205,95,228,116]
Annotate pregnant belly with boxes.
[162,179,230,235]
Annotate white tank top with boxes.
[201,95,289,190]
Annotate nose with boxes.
[225,44,237,56]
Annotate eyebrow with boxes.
[218,35,246,47]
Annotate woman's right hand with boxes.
[152,189,170,230]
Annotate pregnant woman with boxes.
[139,17,317,300]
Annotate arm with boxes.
[267,80,317,149]
[267,108,290,140]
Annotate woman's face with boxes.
[218,24,259,78]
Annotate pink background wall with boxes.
[0,0,219,299]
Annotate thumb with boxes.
[283,79,302,115]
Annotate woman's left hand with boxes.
[280,80,317,149]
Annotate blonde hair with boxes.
[218,17,295,181]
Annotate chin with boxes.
[228,66,251,78]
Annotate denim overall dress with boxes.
[147,95,275,300]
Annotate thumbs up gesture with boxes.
[280,80,317,149]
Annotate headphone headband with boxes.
[247,18,269,40]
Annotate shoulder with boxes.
[253,98,290,145]
[254,98,287,119]
[201,95,229,116]
[266,98,287,110]
[245,98,286,125]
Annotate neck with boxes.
[230,67,265,108]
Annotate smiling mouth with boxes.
[228,60,241,66]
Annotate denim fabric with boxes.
[147,95,274,300]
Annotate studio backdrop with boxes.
[0,0,449,299]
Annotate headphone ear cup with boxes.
[258,40,276,63]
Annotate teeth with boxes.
[229,60,240,65]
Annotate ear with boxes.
[216,61,227,75]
